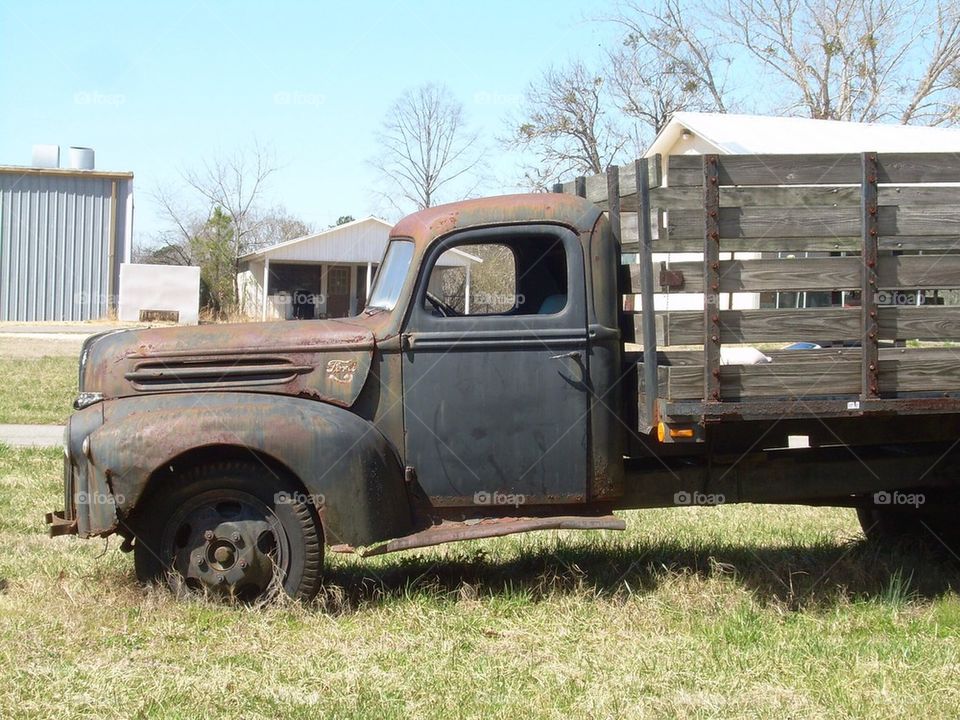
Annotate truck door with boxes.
[401,225,589,507]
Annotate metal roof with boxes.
[0,164,134,180]
[647,112,960,157]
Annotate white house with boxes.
[642,113,960,312]
[238,215,478,320]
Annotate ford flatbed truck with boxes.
[47,151,960,601]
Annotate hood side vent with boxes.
[124,356,312,392]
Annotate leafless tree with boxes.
[371,83,485,212]
[724,0,960,124]
[606,0,731,133]
[899,2,960,124]
[505,60,635,189]
[245,205,314,251]
[182,142,277,309]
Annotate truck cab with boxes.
[47,193,630,601]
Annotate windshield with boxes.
[367,239,414,310]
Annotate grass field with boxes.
[1,445,959,718]
[0,357,76,425]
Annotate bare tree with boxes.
[505,61,635,189]
[724,0,960,124]
[371,83,484,212]
[181,142,277,309]
[899,2,960,124]
[245,205,314,251]
[606,0,731,131]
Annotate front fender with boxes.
[82,392,413,547]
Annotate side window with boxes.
[424,244,518,316]
[423,235,569,317]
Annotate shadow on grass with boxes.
[316,537,960,614]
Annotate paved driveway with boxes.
[0,424,65,448]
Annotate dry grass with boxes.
[1,445,959,718]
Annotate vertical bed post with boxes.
[637,158,659,427]
[861,152,880,400]
[703,155,721,404]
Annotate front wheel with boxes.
[133,461,324,601]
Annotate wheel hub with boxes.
[162,492,289,600]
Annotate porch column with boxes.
[365,261,373,299]
[464,263,471,315]
[261,258,270,321]
[348,264,358,317]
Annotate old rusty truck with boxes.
[48,151,960,601]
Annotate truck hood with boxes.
[79,319,374,408]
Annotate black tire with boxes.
[857,504,960,553]
[132,461,324,601]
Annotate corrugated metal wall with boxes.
[0,170,132,321]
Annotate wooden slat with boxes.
[884,306,960,341]
[652,347,862,366]
[640,308,858,345]
[877,153,960,184]
[668,154,862,187]
[667,152,960,187]
[643,185,960,211]
[637,257,861,293]
[662,361,861,399]
[632,234,862,253]
[877,255,960,289]
[632,305,960,345]
[663,205,960,241]
[881,187,960,205]
[556,156,660,205]
[632,306,960,345]
[657,354,960,400]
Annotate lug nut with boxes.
[238,559,248,569]
[231,532,241,543]
[204,530,215,541]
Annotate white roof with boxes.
[240,214,479,266]
[240,216,393,262]
[646,112,960,156]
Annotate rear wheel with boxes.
[133,461,324,601]
[857,501,960,554]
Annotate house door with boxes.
[325,266,351,318]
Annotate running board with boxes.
[350,515,626,558]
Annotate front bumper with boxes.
[46,406,115,539]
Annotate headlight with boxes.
[74,392,104,410]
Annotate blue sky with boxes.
[0,0,613,247]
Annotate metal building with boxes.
[0,160,134,321]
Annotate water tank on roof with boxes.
[67,146,95,170]
[32,144,60,168]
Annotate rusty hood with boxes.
[80,319,374,408]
